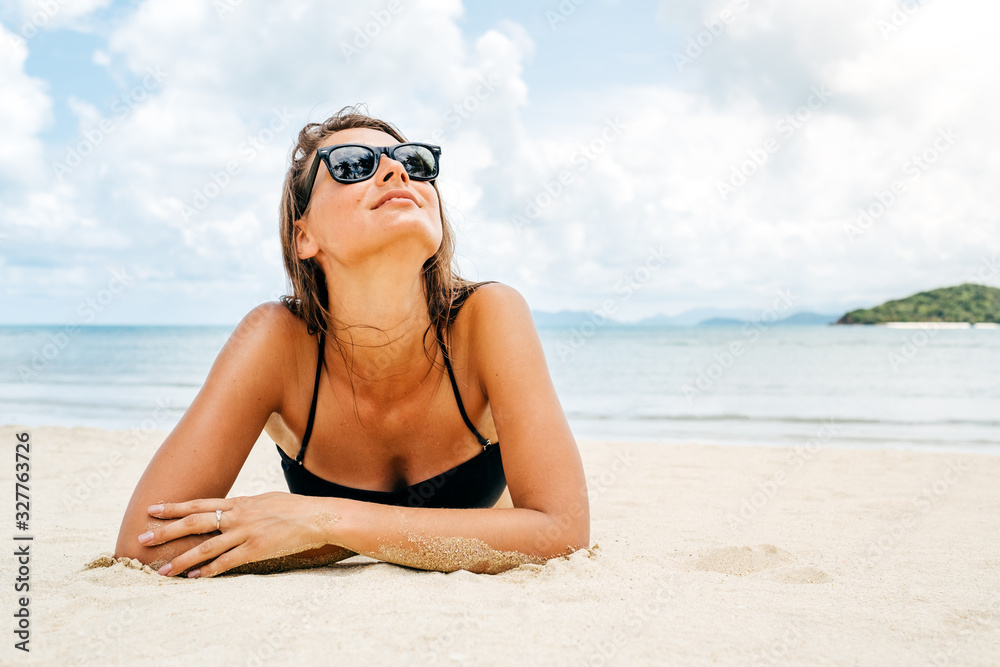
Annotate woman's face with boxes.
[296,127,443,271]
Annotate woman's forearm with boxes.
[223,544,356,576]
[117,513,355,575]
[320,497,589,574]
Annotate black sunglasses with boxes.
[295,142,441,218]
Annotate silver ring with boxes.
[215,509,223,531]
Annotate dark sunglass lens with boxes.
[394,145,437,179]
[329,146,376,181]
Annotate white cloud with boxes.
[0,21,51,189]
[487,0,1000,316]
[15,0,112,31]
[3,0,999,323]
[66,95,101,129]
[91,48,111,66]
[0,0,537,322]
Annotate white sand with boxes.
[1,424,998,665]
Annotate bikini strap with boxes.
[438,332,492,450]
[296,331,326,464]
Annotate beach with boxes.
[6,0,1000,664]
[3,425,998,666]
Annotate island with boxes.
[836,283,1000,325]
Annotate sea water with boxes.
[1,324,997,454]
[543,324,1000,454]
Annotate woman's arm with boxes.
[113,303,311,569]
[320,498,587,574]
[146,284,589,576]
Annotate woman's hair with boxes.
[278,105,486,368]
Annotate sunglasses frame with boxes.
[295,142,442,218]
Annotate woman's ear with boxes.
[294,220,318,260]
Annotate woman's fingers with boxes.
[139,510,228,546]
[139,494,285,577]
[185,544,256,579]
[139,498,238,546]
[148,498,230,519]
[157,533,245,578]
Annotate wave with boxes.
[566,411,1000,429]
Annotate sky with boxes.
[1,0,998,325]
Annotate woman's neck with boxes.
[322,269,439,390]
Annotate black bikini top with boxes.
[275,289,506,509]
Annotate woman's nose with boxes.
[376,154,410,183]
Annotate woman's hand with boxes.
[137,492,340,578]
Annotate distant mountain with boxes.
[531,308,837,329]
[775,312,839,325]
[837,284,1000,324]
[635,307,760,327]
[530,310,623,328]
[531,307,761,328]
[695,312,838,326]
[531,308,840,327]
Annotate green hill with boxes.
[837,283,1000,324]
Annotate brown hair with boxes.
[278,105,487,370]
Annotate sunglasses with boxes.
[295,142,442,217]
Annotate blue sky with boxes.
[1,0,998,324]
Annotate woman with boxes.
[114,107,589,577]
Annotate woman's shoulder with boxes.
[223,301,313,361]
[454,282,537,364]
[240,300,308,331]
[460,281,533,326]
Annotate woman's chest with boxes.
[271,369,492,491]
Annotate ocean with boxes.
[2,323,998,454]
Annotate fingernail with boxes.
[158,563,172,576]
[147,504,163,515]
[138,531,154,544]
[188,569,201,579]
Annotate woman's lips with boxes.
[378,197,416,207]
[374,190,418,208]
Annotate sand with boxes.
[1,425,998,665]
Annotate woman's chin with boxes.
[375,214,442,245]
